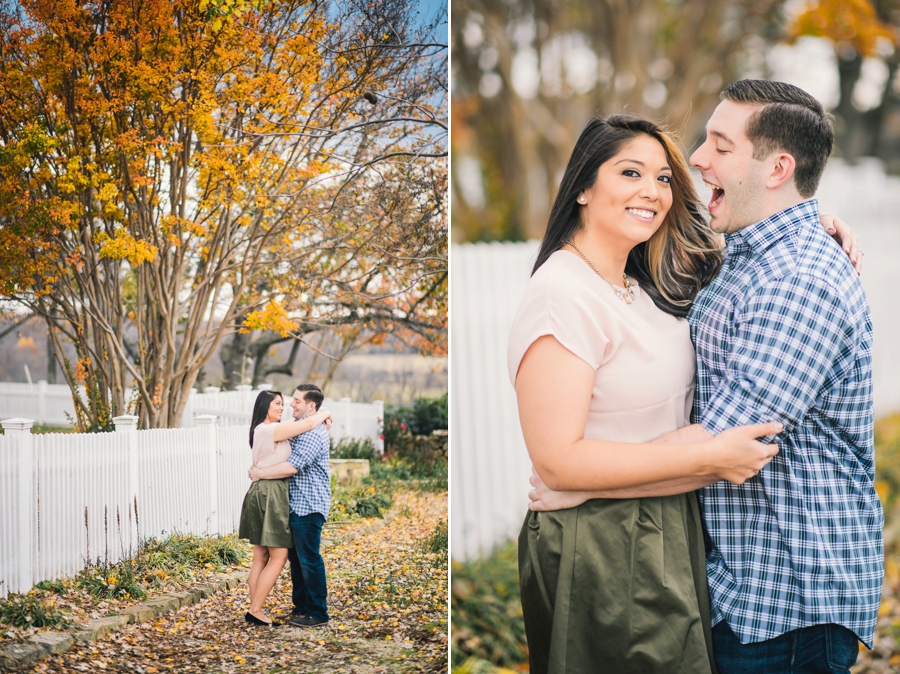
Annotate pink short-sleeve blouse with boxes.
[508,249,696,443]
[251,422,293,468]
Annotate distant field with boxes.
[269,353,448,404]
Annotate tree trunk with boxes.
[220,331,252,391]
[835,48,864,162]
[45,322,57,384]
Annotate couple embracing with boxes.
[509,79,883,674]
[237,384,332,628]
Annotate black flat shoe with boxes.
[244,611,273,626]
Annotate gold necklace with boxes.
[564,239,635,305]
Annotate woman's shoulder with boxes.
[529,249,593,289]
[253,422,277,441]
[520,250,618,317]
[508,250,615,381]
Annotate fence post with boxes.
[179,388,197,429]
[236,385,253,411]
[37,380,47,426]
[112,415,139,554]
[194,415,219,536]
[2,417,34,593]
[374,400,385,454]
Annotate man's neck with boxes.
[751,190,809,229]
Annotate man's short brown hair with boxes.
[295,383,324,411]
[721,79,834,197]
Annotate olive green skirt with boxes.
[238,478,293,548]
[519,492,716,674]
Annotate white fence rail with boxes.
[0,383,384,451]
[450,158,900,562]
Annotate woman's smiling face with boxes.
[266,394,284,422]
[578,133,674,246]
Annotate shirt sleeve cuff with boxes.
[699,379,791,439]
[287,450,304,470]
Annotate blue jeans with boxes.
[712,621,860,674]
[287,512,328,621]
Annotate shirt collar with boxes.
[726,199,819,255]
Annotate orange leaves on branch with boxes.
[199,0,268,33]
[242,300,299,337]
[74,357,92,383]
[789,0,898,55]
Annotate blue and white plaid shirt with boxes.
[688,199,883,647]
[287,420,331,519]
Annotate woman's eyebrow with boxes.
[613,158,671,171]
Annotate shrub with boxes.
[33,580,69,595]
[76,559,146,601]
[367,453,448,488]
[331,437,379,461]
[0,592,72,629]
[451,541,528,669]
[137,533,248,576]
[330,484,393,521]
[425,519,448,554]
[424,519,448,568]
[384,393,448,448]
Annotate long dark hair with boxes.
[532,114,723,317]
[249,390,283,448]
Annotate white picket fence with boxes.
[0,415,248,598]
[0,383,384,452]
[450,158,900,562]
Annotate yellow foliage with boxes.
[16,335,35,349]
[94,230,158,266]
[160,214,205,238]
[242,300,298,337]
[74,357,91,383]
[790,0,898,54]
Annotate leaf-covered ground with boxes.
[27,489,448,673]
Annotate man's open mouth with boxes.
[705,181,724,211]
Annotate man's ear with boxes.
[766,152,796,190]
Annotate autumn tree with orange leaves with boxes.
[0,0,447,429]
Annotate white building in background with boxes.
[451,159,900,562]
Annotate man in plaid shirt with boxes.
[249,383,331,628]
[683,80,883,673]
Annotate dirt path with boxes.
[28,490,448,674]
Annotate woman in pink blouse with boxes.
[238,390,331,626]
